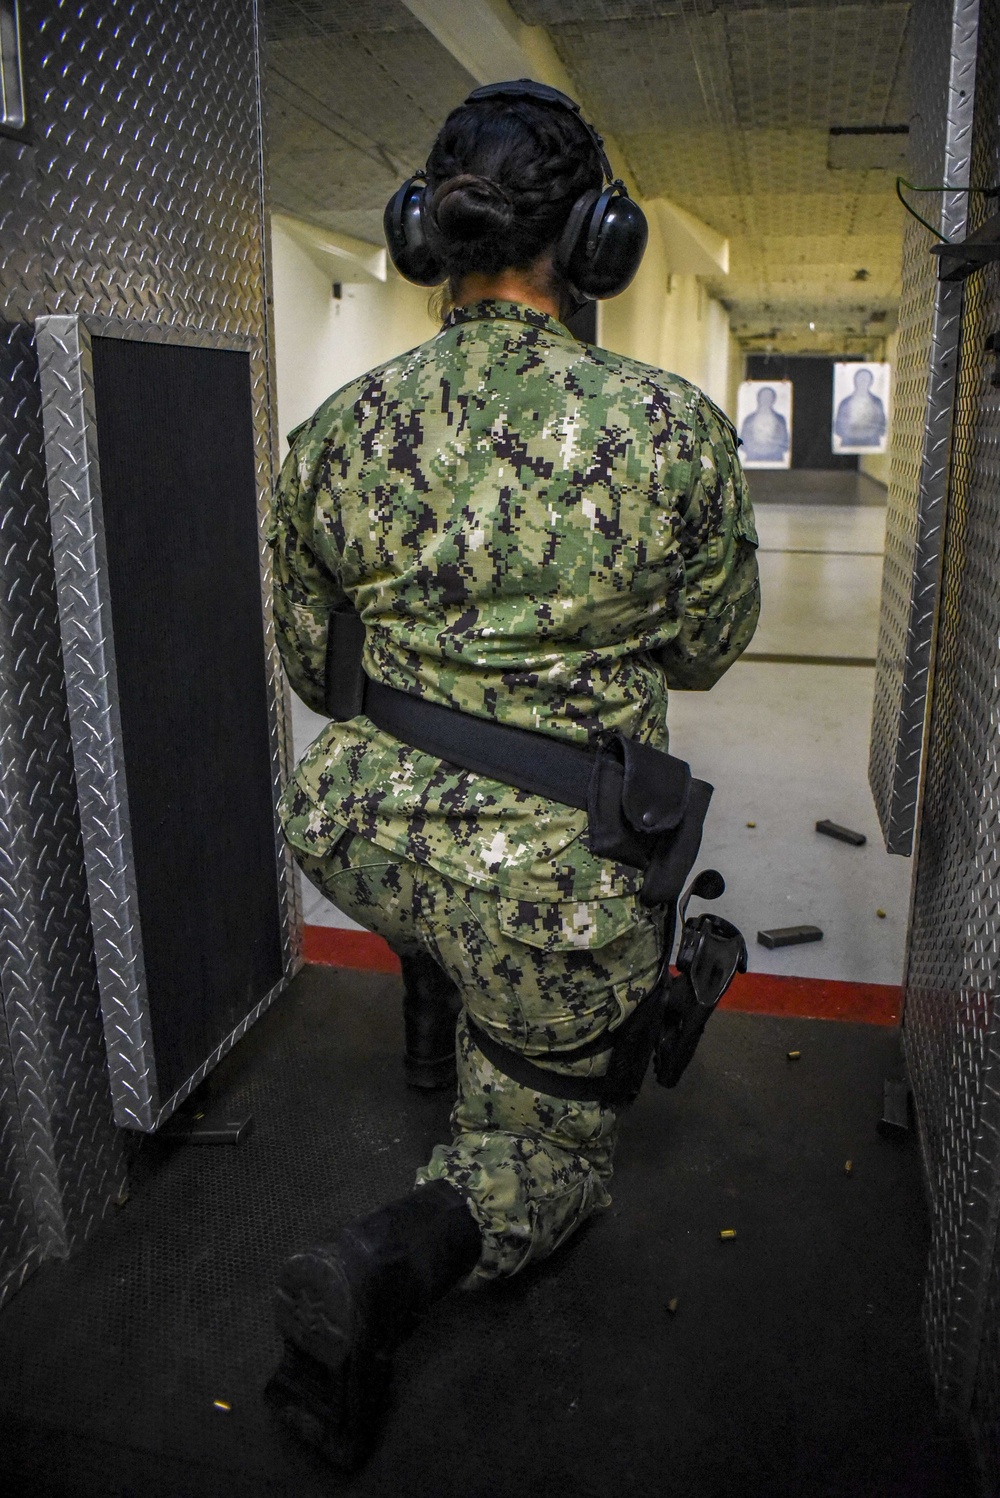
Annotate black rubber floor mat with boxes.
[0,967,975,1498]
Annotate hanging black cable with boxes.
[895,178,1000,242]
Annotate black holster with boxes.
[586,732,713,908]
[583,905,748,1105]
[654,913,749,1088]
[324,603,713,913]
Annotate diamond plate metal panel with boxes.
[0,124,45,1299]
[969,1214,1000,1490]
[35,315,158,1131]
[0,993,43,1308]
[0,117,127,1305]
[903,0,1000,1443]
[35,314,298,1133]
[29,1,299,1133]
[0,0,298,1301]
[869,0,978,857]
[869,0,979,857]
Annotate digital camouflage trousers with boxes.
[296,829,664,1280]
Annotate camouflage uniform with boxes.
[270,299,759,1278]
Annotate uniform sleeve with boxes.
[656,396,760,691]
[267,431,346,715]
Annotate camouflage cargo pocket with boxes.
[487,892,662,1054]
[494,893,641,952]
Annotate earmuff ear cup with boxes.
[383,177,446,287]
[558,183,649,299]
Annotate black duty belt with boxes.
[324,603,713,909]
[364,677,594,811]
[364,675,713,910]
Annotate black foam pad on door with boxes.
[91,336,283,1101]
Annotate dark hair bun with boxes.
[425,97,602,278]
[431,174,514,243]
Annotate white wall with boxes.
[270,215,440,453]
[599,211,739,417]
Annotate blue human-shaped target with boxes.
[739,386,790,463]
[834,368,886,448]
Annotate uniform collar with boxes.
[443,299,572,339]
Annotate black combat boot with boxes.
[400,951,462,1090]
[264,1180,481,1468]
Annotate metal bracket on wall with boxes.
[931,211,1000,279]
[985,330,1000,386]
[0,0,28,142]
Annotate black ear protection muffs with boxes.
[383,78,648,299]
[384,172,441,287]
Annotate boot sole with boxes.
[274,1249,357,1370]
[268,1252,389,1468]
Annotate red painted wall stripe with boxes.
[719,970,900,1026]
[301,925,901,1026]
[303,924,401,974]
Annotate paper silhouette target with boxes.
[736,380,793,469]
[832,362,890,454]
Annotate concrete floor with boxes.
[291,476,909,987]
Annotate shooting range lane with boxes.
[747,500,885,661]
[667,488,910,990]
[0,966,973,1498]
[667,658,909,987]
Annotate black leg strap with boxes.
[465,965,669,1110]
[466,1016,619,1105]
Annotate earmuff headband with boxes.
[464,79,614,182]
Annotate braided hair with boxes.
[425,97,603,281]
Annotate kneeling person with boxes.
[266,79,760,1465]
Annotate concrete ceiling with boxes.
[264,0,912,353]
[265,0,475,245]
[511,0,911,351]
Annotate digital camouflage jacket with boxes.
[270,300,759,906]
